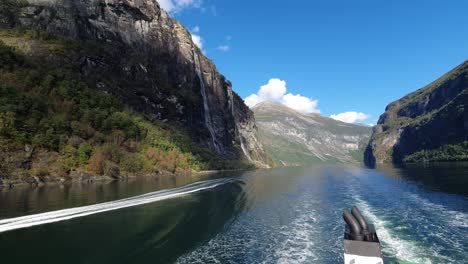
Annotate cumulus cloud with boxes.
[158,0,174,11]
[191,34,203,50]
[244,94,262,107]
[158,0,202,13]
[244,78,320,114]
[189,26,203,50]
[282,93,319,114]
[258,79,287,100]
[330,112,371,124]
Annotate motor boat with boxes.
[343,206,384,264]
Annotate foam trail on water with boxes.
[0,178,236,233]
[353,195,437,264]
[274,208,319,264]
[405,193,468,228]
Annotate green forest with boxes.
[0,34,250,183]
[403,141,468,163]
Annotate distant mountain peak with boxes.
[252,101,289,110]
[253,102,372,166]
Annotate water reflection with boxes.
[0,164,467,263]
[377,162,468,195]
[0,173,230,219]
[0,180,247,264]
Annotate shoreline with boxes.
[0,170,191,190]
[0,167,259,191]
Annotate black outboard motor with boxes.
[343,206,384,264]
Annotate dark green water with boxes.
[0,164,467,263]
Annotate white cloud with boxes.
[190,26,203,51]
[216,36,232,52]
[330,112,371,124]
[191,26,200,33]
[191,34,203,50]
[244,94,262,107]
[158,0,202,13]
[158,0,174,11]
[258,78,287,101]
[282,93,319,114]
[244,78,320,114]
[217,45,230,52]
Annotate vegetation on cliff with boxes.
[0,29,252,184]
[0,0,273,178]
[403,141,468,163]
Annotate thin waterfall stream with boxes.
[193,49,220,153]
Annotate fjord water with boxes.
[0,165,467,263]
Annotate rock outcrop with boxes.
[253,102,372,166]
[365,61,468,165]
[1,0,269,165]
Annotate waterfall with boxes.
[227,86,235,117]
[240,137,253,162]
[227,81,252,161]
[227,83,252,161]
[193,49,220,153]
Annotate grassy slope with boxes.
[0,28,251,182]
[257,129,325,166]
[253,102,371,166]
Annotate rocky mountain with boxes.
[0,0,269,166]
[252,101,372,166]
[365,61,468,166]
[0,0,273,185]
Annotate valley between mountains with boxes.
[0,0,466,187]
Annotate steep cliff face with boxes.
[2,0,268,165]
[365,61,468,165]
[253,102,372,166]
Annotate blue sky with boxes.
[160,0,468,124]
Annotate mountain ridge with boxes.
[0,0,271,185]
[1,0,270,164]
[252,101,372,166]
[365,60,468,165]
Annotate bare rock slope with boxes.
[1,0,269,166]
[253,102,372,166]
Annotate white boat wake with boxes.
[353,194,457,263]
[0,178,236,233]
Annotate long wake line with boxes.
[0,178,236,233]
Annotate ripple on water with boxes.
[271,206,320,263]
[353,194,460,263]
[405,193,468,228]
[178,187,323,263]
[0,178,236,233]
[180,167,468,263]
[346,169,468,263]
